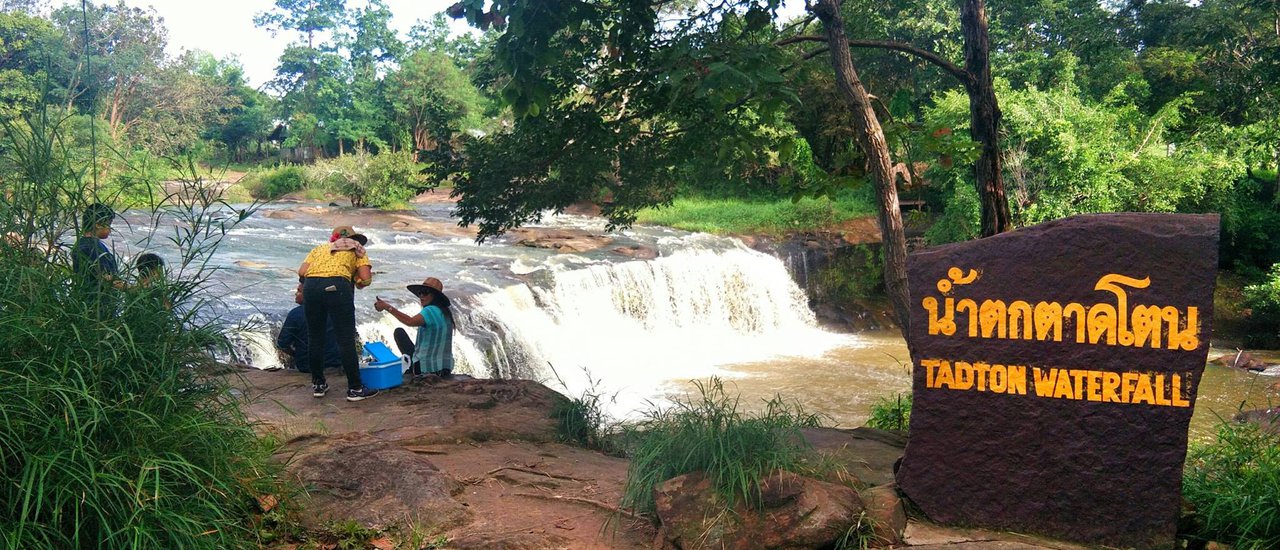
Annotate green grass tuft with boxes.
[621,378,825,514]
[1183,422,1280,549]
[865,392,912,432]
[1,113,283,549]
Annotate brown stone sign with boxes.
[895,213,1219,549]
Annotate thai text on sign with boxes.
[916,268,1200,406]
[922,269,1199,350]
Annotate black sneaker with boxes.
[346,387,379,402]
[312,383,328,398]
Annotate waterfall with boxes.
[436,241,851,416]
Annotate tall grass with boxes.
[1183,422,1280,549]
[634,194,875,235]
[865,392,912,432]
[548,366,622,455]
[0,110,280,549]
[621,378,825,514]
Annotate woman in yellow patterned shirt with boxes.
[297,225,377,401]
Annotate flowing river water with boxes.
[104,200,1274,441]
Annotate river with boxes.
[103,200,1274,441]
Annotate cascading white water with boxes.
[116,203,863,417]
[419,239,856,417]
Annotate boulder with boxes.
[1211,351,1269,371]
[654,470,865,550]
[1234,408,1280,435]
[858,484,907,547]
[284,433,470,531]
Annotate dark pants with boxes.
[394,328,419,375]
[303,276,361,389]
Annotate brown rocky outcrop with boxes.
[509,227,613,253]
[653,470,865,550]
[284,433,470,531]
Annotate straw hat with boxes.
[406,277,444,296]
[331,225,368,245]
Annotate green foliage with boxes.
[924,175,981,245]
[0,10,58,121]
[388,48,489,159]
[1183,422,1280,549]
[635,195,874,236]
[251,164,308,199]
[305,150,427,208]
[925,81,1243,226]
[102,149,169,209]
[621,378,824,515]
[550,381,621,455]
[1242,264,1280,349]
[865,393,912,432]
[0,114,280,549]
[813,245,883,304]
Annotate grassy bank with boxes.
[1,115,283,548]
[635,194,876,235]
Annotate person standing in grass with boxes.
[132,252,172,310]
[297,225,377,401]
[374,276,455,379]
[73,203,125,315]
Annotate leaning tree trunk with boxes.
[812,0,911,336]
[960,0,1011,237]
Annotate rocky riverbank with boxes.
[234,368,1095,550]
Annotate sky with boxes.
[52,0,806,91]
[54,0,468,89]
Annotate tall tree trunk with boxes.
[812,0,911,336]
[960,0,1011,237]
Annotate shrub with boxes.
[1242,264,1280,348]
[251,165,308,199]
[924,175,981,245]
[865,393,912,432]
[1183,422,1280,549]
[621,378,825,514]
[0,114,281,549]
[306,151,427,208]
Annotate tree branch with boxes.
[776,35,973,86]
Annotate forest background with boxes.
[2,0,1279,340]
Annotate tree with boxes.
[0,0,47,15]
[195,55,276,161]
[255,0,347,152]
[782,0,1011,237]
[125,50,237,155]
[386,48,485,161]
[0,10,58,120]
[51,1,168,140]
[807,0,910,329]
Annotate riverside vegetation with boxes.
[0,114,281,548]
